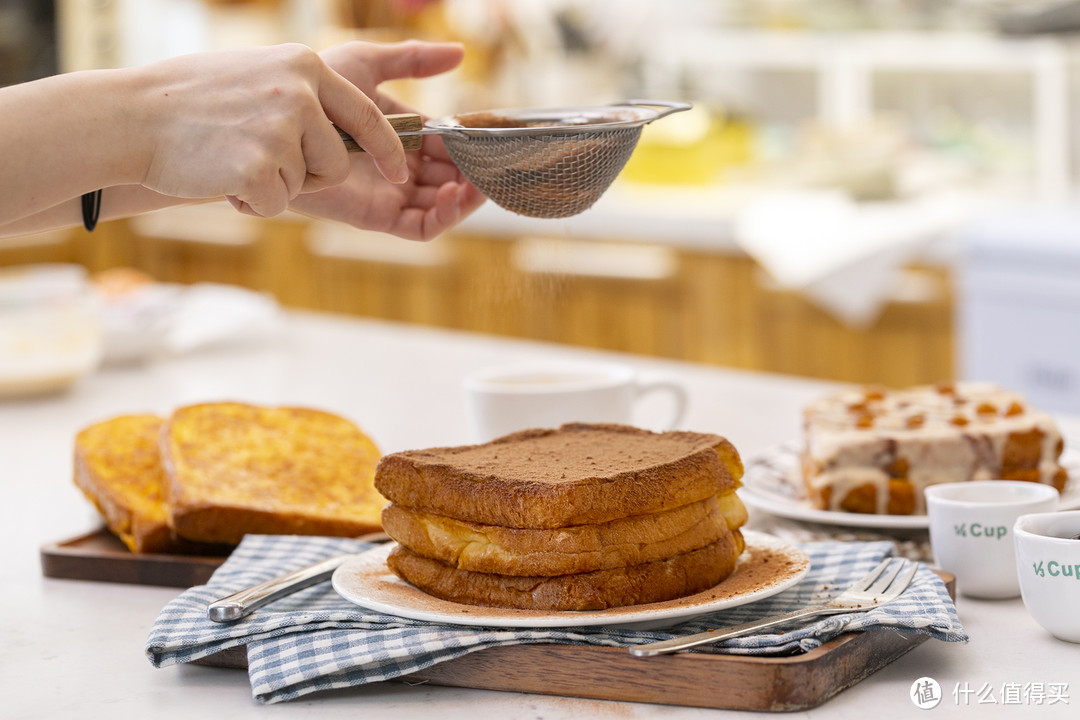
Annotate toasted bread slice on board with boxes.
[162,402,384,545]
[74,414,194,553]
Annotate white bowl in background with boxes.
[0,264,103,398]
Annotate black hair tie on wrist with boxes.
[81,189,102,232]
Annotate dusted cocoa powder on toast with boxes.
[375,422,743,529]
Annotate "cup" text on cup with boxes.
[1031,560,1080,579]
[954,523,1008,540]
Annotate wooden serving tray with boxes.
[194,572,955,713]
[40,528,229,588]
[41,530,954,711]
[39,528,390,588]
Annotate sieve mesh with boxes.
[421,101,690,219]
[441,127,643,219]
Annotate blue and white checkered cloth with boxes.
[146,534,967,704]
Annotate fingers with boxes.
[417,133,455,164]
[414,158,463,188]
[325,40,465,88]
[367,40,465,84]
[299,119,351,193]
[318,66,408,185]
[393,180,486,241]
[229,142,304,218]
[227,169,292,217]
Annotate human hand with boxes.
[289,40,486,240]
[137,43,409,218]
[290,145,486,240]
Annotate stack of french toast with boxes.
[74,402,385,553]
[374,423,749,611]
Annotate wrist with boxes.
[92,65,159,187]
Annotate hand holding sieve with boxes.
[338,100,691,219]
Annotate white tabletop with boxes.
[3,310,1077,719]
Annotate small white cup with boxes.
[463,360,687,443]
[925,481,1059,599]
[1014,511,1080,643]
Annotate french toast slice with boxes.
[386,531,745,611]
[375,423,743,529]
[162,402,385,544]
[381,490,748,576]
[73,414,195,553]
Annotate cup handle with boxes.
[633,377,688,431]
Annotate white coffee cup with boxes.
[463,360,687,443]
[1014,511,1080,643]
[925,481,1059,599]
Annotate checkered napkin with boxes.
[146,534,967,704]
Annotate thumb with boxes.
[319,67,409,185]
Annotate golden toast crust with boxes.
[162,402,385,544]
[381,491,747,576]
[73,414,184,553]
[386,531,745,611]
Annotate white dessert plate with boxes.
[740,442,1080,530]
[331,530,810,630]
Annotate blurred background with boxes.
[4,0,1080,412]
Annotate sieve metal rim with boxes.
[419,99,691,140]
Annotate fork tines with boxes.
[855,558,918,602]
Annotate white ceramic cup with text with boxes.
[1014,510,1080,643]
[463,361,688,443]
[925,481,1060,599]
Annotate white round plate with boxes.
[331,530,809,630]
[740,442,1080,530]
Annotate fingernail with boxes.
[390,164,409,184]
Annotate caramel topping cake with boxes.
[802,382,1067,515]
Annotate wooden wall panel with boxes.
[0,215,957,388]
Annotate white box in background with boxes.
[957,208,1080,415]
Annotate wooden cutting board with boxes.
[193,572,955,712]
[40,528,229,588]
[39,528,391,587]
[41,529,954,711]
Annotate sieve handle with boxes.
[337,113,424,153]
[621,99,693,121]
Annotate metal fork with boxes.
[629,558,918,657]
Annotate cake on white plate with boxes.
[802,382,1068,515]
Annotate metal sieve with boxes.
[339,100,691,219]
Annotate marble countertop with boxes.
[3,310,1076,719]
